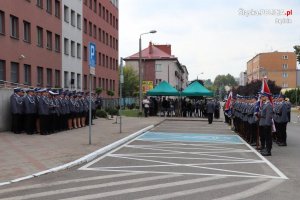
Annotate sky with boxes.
[119,0,300,81]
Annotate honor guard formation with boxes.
[10,87,100,135]
[224,93,291,156]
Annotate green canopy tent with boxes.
[182,81,213,97]
[146,81,180,96]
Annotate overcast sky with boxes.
[119,0,300,81]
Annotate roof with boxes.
[124,43,176,60]
[146,81,179,96]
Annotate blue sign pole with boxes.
[88,43,96,145]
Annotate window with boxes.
[37,66,43,86]
[83,46,87,61]
[11,62,19,83]
[84,0,87,5]
[98,3,102,16]
[98,52,101,65]
[55,70,60,87]
[46,68,52,87]
[24,64,31,85]
[282,64,288,69]
[64,5,69,23]
[0,10,5,34]
[155,64,162,72]
[93,77,96,90]
[64,38,69,55]
[113,80,115,91]
[102,78,105,90]
[83,18,87,33]
[105,32,108,45]
[93,25,96,38]
[98,77,101,87]
[37,26,43,47]
[89,22,92,36]
[110,35,112,47]
[282,55,288,60]
[36,0,43,8]
[10,15,19,38]
[55,34,60,52]
[46,0,52,13]
[84,75,87,89]
[109,57,112,69]
[71,10,75,26]
[23,21,31,42]
[71,41,75,57]
[77,14,81,29]
[0,60,5,81]
[282,83,288,88]
[106,79,108,90]
[77,73,81,89]
[156,79,162,85]
[77,43,81,58]
[64,71,69,88]
[98,28,101,41]
[89,0,92,9]
[282,72,288,78]
[54,0,60,18]
[93,0,97,13]
[46,31,52,50]
[102,54,105,66]
[71,72,75,87]
[106,56,108,68]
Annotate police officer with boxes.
[258,93,273,156]
[23,88,36,134]
[277,94,288,146]
[247,96,258,146]
[10,88,24,134]
[38,89,50,135]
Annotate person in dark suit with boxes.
[206,99,215,124]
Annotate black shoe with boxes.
[250,142,257,146]
[261,151,271,156]
[278,142,287,146]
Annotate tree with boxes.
[95,87,103,95]
[213,74,237,88]
[293,45,300,64]
[122,66,139,97]
[232,79,281,96]
[204,79,213,87]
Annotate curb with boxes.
[0,125,154,187]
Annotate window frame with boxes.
[23,20,31,43]
[0,10,5,35]
[11,62,19,83]
[37,26,43,47]
[46,30,52,50]
[24,64,31,85]
[10,15,19,39]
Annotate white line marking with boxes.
[0,172,140,195]
[134,178,267,200]
[82,168,283,179]
[237,135,288,179]
[110,155,278,178]
[0,174,179,200]
[59,176,224,200]
[111,154,261,162]
[124,145,257,161]
[212,179,285,200]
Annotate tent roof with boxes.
[182,81,213,97]
[146,81,179,96]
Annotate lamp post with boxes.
[197,72,204,80]
[139,30,157,113]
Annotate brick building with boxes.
[247,51,297,88]
[0,0,119,97]
[124,42,189,91]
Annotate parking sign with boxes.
[89,42,96,75]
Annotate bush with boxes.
[96,109,108,118]
[105,107,119,116]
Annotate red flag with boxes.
[261,76,273,106]
[225,91,232,111]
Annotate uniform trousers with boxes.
[259,125,272,152]
[11,114,22,133]
[277,122,287,143]
[207,113,213,124]
[40,114,49,135]
[25,114,36,134]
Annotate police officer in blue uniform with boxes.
[23,88,36,134]
[10,88,24,134]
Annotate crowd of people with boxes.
[142,96,221,119]
[10,87,101,135]
[224,93,291,156]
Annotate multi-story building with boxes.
[239,71,247,86]
[0,0,119,97]
[247,51,297,88]
[124,42,189,91]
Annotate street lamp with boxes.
[139,30,157,113]
[197,72,204,80]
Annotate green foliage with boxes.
[120,109,139,117]
[285,88,300,105]
[293,45,300,64]
[123,66,139,97]
[204,79,213,87]
[106,90,114,97]
[95,87,103,95]
[213,74,237,88]
[105,107,119,115]
[96,109,107,118]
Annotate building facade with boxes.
[247,52,297,88]
[0,0,119,97]
[124,42,189,91]
[239,71,247,86]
